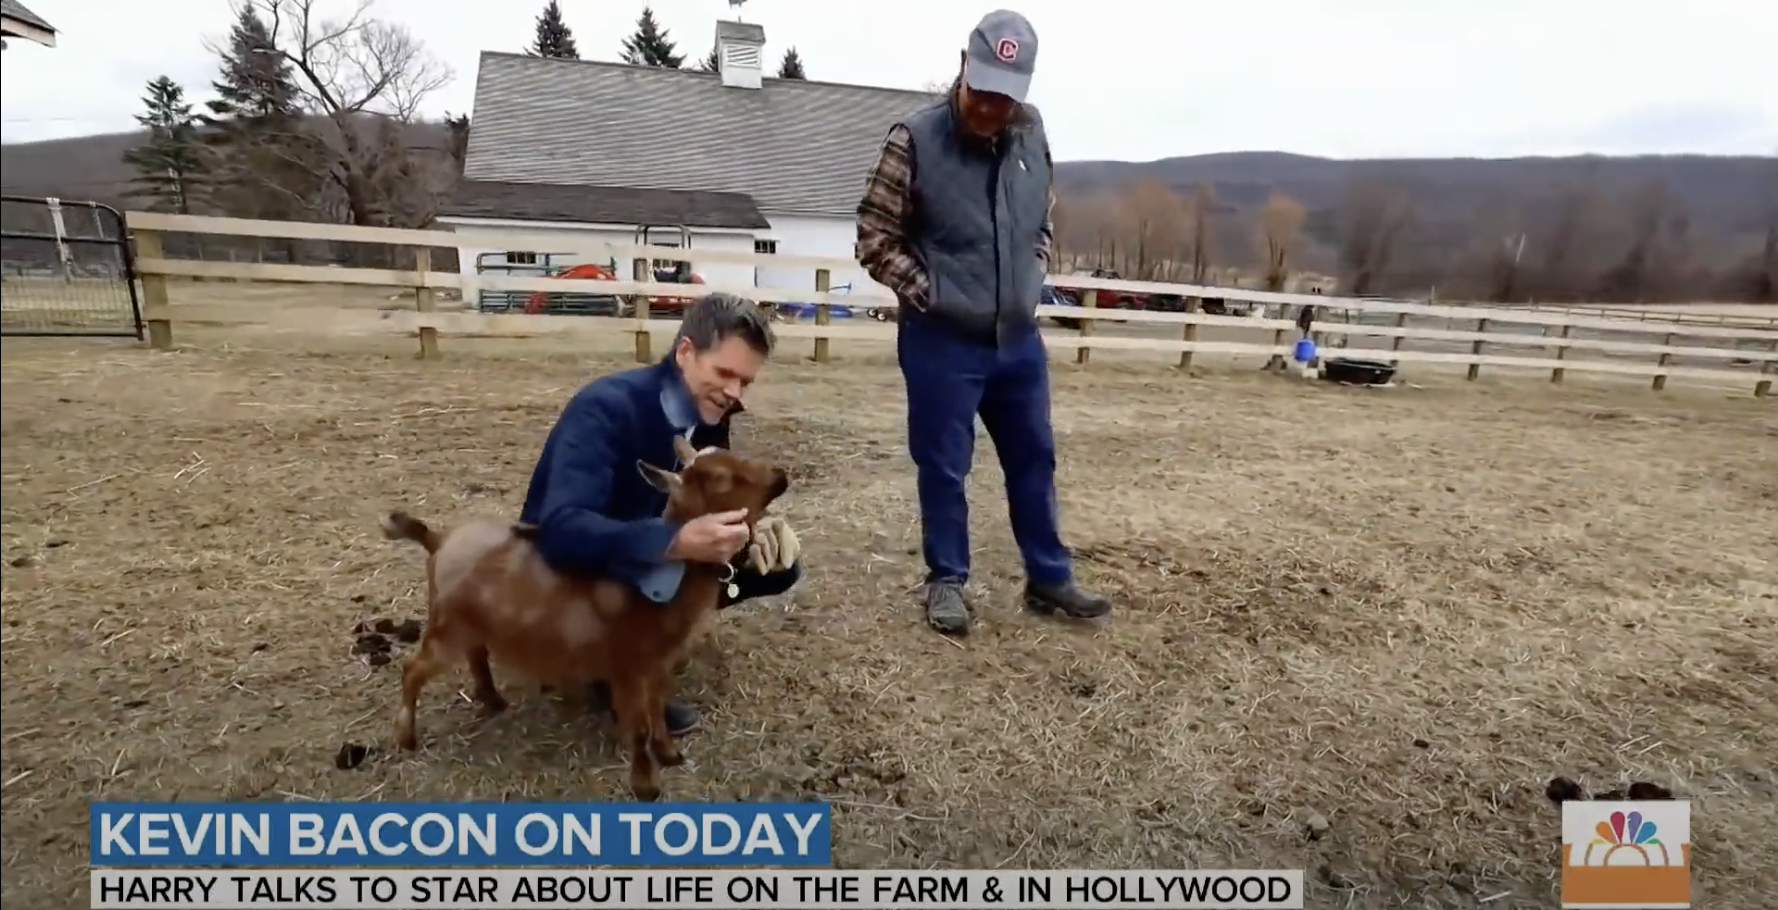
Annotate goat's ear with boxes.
[635,460,680,493]
[671,435,700,465]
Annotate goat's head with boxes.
[636,436,790,527]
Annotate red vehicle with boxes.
[523,224,706,316]
[1055,267,1187,313]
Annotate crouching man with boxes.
[518,292,803,735]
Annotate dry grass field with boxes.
[2,300,1777,909]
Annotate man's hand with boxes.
[748,516,801,573]
[666,510,750,564]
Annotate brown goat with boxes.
[381,436,790,801]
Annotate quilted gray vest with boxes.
[898,98,1052,344]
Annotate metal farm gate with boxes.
[0,195,144,338]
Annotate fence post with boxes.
[632,258,652,364]
[133,228,174,350]
[813,269,832,363]
[1549,323,1572,383]
[1466,318,1489,381]
[413,246,438,360]
[1754,339,1776,398]
[1075,289,1097,365]
[1266,323,1289,372]
[1177,298,1199,370]
[1650,332,1675,391]
[1387,311,1409,364]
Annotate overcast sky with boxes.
[2,0,1774,160]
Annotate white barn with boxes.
[442,19,936,305]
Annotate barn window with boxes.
[505,251,538,265]
[754,239,778,255]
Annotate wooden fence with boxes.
[123,212,1778,398]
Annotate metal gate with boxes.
[1,195,144,338]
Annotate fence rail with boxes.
[113,212,1778,398]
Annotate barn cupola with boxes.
[715,20,766,90]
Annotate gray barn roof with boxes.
[460,51,939,218]
[1,0,55,33]
[440,180,770,230]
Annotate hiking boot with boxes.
[584,683,702,737]
[923,580,971,636]
[1025,580,1112,619]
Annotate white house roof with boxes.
[460,51,939,218]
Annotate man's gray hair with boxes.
[677,292,775,356]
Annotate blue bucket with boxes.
[1293,337,1318,363]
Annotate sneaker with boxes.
[924,580,971,635]
[1024,580,1112,619]
[583,682,702,737]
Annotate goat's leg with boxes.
[608,678,662,802]
[646,673,685,767]
[465,646,508,716]
[396,632,445,750]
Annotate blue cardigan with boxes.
[517,359,735,600]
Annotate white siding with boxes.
[755,213,889,304]
[438,214,891,310]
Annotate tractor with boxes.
[522,224,707,316]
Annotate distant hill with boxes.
[4,130,1773,299]
[0,124,452,209]
[1053,151,1778,234]
[10,131,1769,228]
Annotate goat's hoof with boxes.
[396,732,418,751]
[631,785,662,803]
[657,748,686,767]
[476,695,508,716]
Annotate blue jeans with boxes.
[897,317,1071,587]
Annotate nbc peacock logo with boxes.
[1560,799,1691,908]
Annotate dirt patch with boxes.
[2,329,1776,909]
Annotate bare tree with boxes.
[1596,179,1696,302]
[1338,177,1413,296]
[236,0,453,227]
[1184,183,1215,284]
[1258,192,1305,292]
[1529,185,1602,302]
[1116,179,1189,280]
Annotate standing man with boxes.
[519,293,804,735]
[855,9,1110,636]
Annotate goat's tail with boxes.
[381,511,442,553]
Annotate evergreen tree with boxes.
[203,6,299,126]
[776,47,806,79]
[697,44,720,73]
[200,5,320,225]
[121,77,207,214]
[619,6,685,68]
[527,0,579,59]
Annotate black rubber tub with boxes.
[1321,357,1398,386]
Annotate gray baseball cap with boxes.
[963,9,1037,102]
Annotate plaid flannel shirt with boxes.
[854,121,1056,312]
